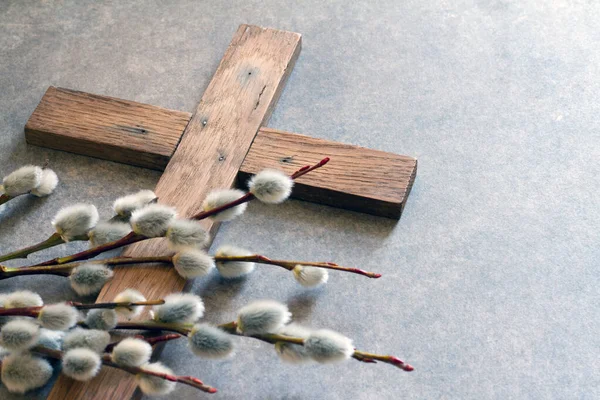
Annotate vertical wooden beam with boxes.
[48,24,302,400]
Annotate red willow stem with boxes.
[216,254,381,279]
[191,157,330,220]
[30,158,331,267]
[31,231,146,267]
[31,345,217,394]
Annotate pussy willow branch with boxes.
[31,345,217,394]
[104,319,413,372]
[3,251,380,280]
[30,158,330,268]
[0,299,164,317]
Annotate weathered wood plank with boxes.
[25,88,416,217]
[240,128,416,218]
[47,24,302,400]
[25,86,189,170]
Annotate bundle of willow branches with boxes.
[0,159,412,396]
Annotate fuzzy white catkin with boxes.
[113,190,157,216]
[172,249,215,279]
[275,324,312,364]
[85,309,118,331]
[136,362,177,395]
[152,293,204,324]
[0,353,53,394]
[88,222,131,247]
[292,265,329,287]
[236,300,292,335]
[166,219,209,249]
[215,245,255,278]
[188,323,234,359]
[2,165,43,196]
[2,290,44,308]
[63,328,111,354]
[201,189,248,221]
[69,263,113,296]
[111,338,152,367]
[30,168,59,197]
[130,204,177,237]
[52,204,99,241]
[248,169,293,204]
[304,329,354,363]
[62,348,102,381]
[38,303,79,330]
[37,329,64,351]
[0,319,40,351]
[113,288,146,318]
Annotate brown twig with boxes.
[31,231,147,266]
[104,333,181,353]
[215,254,381,279]
[0,232,67,263]
[1,255,173,279]
[31,345,217,394]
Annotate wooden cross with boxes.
[23,25,417,399]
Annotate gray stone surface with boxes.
[1,0,599,399]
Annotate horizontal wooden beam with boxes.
[26,87,416,218]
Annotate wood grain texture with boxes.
[24,88,416,218]
[240,128,417,218]
[47,24,302,400]
[25,86,189,170]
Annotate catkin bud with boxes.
[248,169,293,204]
[236,300,291,335]
[88,222,131,247]
[136,362,177,395]
[0,319,40,351]
[188,323,234,359]
[130,204,177,237]
[0,353,53,394]
[292,265,329,287]
[84,309,118,331]
[215,245,255,278]
[166,219,209,249]
[69,263,113,296]
[111,338,152,367]
[30,168,59,197]
[201,189,247,221]
[52,204,99,241]
[113,190,158,216]
[38,303,79,330]
[152,293,204,324]
[173,249,215,279]
[113,288,146,318]
[304,329,354,363]
[2,165,43,196]
[62,348,102,381]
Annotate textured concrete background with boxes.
[1,1,599,399]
